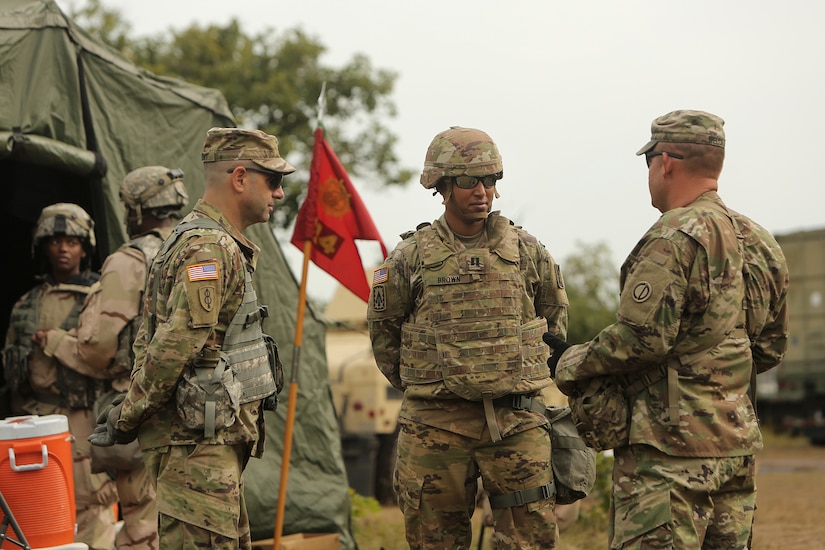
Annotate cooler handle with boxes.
[8,445,49,472]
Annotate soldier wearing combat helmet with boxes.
[31,202,96,272]
[90,128,292,546]
[4,203,119,549]
[368,126,569,548]
[547,109,789,548]
[41,166,189,550]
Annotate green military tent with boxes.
[0,0,356,546]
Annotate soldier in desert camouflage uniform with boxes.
[89,128,293,548]
[43,166,190,550]
[368,126,569,549]
[3,203,118,550]
[546,110,790,549]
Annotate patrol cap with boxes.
[201,127,296,175]
[636,110,726,156]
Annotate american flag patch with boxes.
[372,266,389,285]
[187,262,219,282]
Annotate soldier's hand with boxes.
[542,332,572,378]
[88,395,138,446]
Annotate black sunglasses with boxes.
[645,150,684,168]
[227,166,283,190]
[449,174,499,189]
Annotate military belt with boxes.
[492,394,546,415]
[488,481,556,509]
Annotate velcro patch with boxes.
[187,262,219,282]
[373,266,389,285]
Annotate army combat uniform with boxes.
[3,250,118,549]
[557,192,775,548]
[115,200,272,548]
[369,211,569,549]
[47,228,172,550]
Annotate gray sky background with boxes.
[60,0,825,302]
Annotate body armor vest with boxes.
[111,231,166,379]
[149,217,278,436]
[2,274,105,408]
[399,223,549,401]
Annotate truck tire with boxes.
[375,427,399,505]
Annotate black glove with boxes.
[542,332,572,378]
[88,393,138,446]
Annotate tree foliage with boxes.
[562,241,620,345]
[66,0,415,228]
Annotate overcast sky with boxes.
[59,0,825,303]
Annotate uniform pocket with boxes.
[393,455,422,511]
[611,479,672,549]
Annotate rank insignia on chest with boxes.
[467,256,484,272]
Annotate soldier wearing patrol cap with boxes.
[3,203,119,549]
[367,126,569,549]
[89,128,294,548]
[41,166,189,550]
[546,110,789,548]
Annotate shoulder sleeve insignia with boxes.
[373,266,389,285]
[187,262,219,282]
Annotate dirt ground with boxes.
[354,432,825,550]
[751,436,825,550]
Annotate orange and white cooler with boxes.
[0,414,78,549]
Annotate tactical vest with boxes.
[111,231,166,380]
[148,217,278,437]
[399,223,549,402]
[2,274,105,408]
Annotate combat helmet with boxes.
[420,126,503,189]
[33,202,96,256]
[119,166,188,224]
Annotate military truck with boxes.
[759,228,825,445]
[323,282,402,504]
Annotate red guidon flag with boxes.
[290,127,388,302]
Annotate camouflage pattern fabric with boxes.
[394,417,558,549]
[635,109,726,155]
[114,200,265,542]
[143,443,251,549]
[368,212,568,548]
[4,273,117,549]
[729,210,790,373]
[420,126,503,188]
[119,165,189,212]
[201,127,295,174]
[556,192,757,457]
[49,231,172,550]
[32,202,96,249]
[610,444,755,549]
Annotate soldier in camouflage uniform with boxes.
[43,166,190,550]
[89,128,293,548]
[2,203,118,550]
[546,110,790,549]
[368,126,569,549]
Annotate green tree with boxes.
[562,241,620,344]
[66,1,415,228]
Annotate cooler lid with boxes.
[0,414,70,440]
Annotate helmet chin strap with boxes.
[440,180,499,219]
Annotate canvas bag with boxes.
[545,405,597,504]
